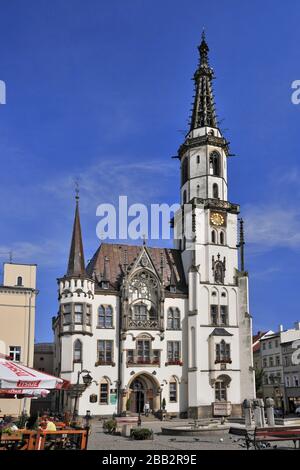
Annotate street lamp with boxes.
[72,369,93,421]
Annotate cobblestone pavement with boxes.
[88,419,243,450]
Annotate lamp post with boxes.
[159,383,165,421]
[72,369,93,421]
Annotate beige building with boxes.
[0,262,37,416]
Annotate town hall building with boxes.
[53,34,255,418]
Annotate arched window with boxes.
[98,305,113,328]
[196,155,200,164]
[211,230,216,244]
[213,183,219,199]
[182,190,187,204]
[99,378,110,404]
[181,158,188,185]
[220,231,225,245]
[208,129,215,136]
[215,340,231,363]
[210,152,221,176]
[167,307,181,330]
[73,339,82,363]
[17,276,23,286]
[196,185,200,197]
[169,378,178,403]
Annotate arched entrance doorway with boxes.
[124,373,160,414]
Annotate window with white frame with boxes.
[215,380,227,401]
[167,341,180,363]
[97,340,113,364]
[169,380,177,402]
[215,340,231,363]
[74,304,83,324]
[62,303,71,324]
[86,304,92,325]
[73,339,82,362]
[98,305,113,328]
[9,346,21,362]
[99,379,109,404]
[167,307,180,330]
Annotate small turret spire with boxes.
[67,192,86,277]
[190,32,218,130]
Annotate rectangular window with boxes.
[63,304,71,325]
[286,376,290,387]
[74,304,83,324]
[294,376,299,387]
[86,304,92,326]
[127,350,134,364]
[262,342,266,350]
[167,341,180,363]
[269,342,272,349]
[137,340,150,363]
[275,339,279,348]
[97,340,113,364]
[276,356,280,366]
[211,305,218,325]
[269,357,274,367]
[169,382,177,402]
[100,383,109,404]
[263,358,267,368]
[220,306,228,325]
[9,346,21,362]
[215,381,227,401]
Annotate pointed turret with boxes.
[67,194,86,277]
[190,31,217,130]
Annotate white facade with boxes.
[53,35,255,418]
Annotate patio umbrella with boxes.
[0,357,64,390]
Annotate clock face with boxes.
[210,212,225,226]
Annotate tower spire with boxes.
[190,32,217,130]
[67,192,86,277]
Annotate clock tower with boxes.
[174,33,255,418]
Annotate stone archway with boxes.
[122,372,161,414]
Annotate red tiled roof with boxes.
[86,243,187,294]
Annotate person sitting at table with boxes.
[40,416,57,431]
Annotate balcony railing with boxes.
[166,359,183,366]
[215,358,232,364]
[127,357,160,366]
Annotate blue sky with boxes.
[0,0,300,341]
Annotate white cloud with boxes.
[244,204,300,250]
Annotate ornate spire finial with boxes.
[75,178,80,203]
[190,31,217,130]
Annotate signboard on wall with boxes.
[110,393,117,405]
[212,402,232,416]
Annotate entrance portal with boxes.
[126,373,160,414]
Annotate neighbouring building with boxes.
[31,343,55,414]
[254,323,300,412]
[252,330,273,397]
[281,323,300,413]
[0,262,37,416]
[53,34,255,418]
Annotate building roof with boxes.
[210,328,233,337]
[66,197,87,277]
[86,243,187,294]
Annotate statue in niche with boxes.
[212,254,226,284]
